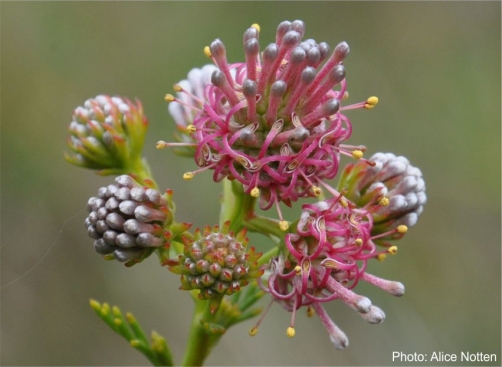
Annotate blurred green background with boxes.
[1,2,500,366]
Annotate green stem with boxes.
[220,179,255,233]
[181,299,222,366]
[244,215,286,239]
[129,157,159,188]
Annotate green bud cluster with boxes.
[65,95,148,175]
[169,222,263,300]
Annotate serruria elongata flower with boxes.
[254,192,408,348]
[160,20,378,221]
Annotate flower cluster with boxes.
[65,95,148,175]
[260,193,407,348]
[85,175,173,265]
[161,20,378,220]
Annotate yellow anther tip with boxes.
[354,238,363,246]
[173,84,182,92]
[343,91,349,100]
[186,125,196,133]
[249,326,258,336]
[156,141,168,149]
[397,225,408,234]
[312,186,321,197]
[286,327,296,338]
[352,150,364,159]
[367,96,379,105]
[204,46,212,58]
[183,172,195,181]
[164,94,175,102]
[388,246,398,255]
[250,187,260,198]
[377,253,387,262]
[307,306,315,318]
[294,265,301,275]
[379,197,390,206]
[279,220,289,231]
[251,23,261,32]
[340,198,348,208]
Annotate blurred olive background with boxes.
[1,2,500,366]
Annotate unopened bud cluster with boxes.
[338,152,426,241]
[65,95,148,173]
[169,223,263,300]
[85,175,172,263]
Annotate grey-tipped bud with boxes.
[94,238,116,255]
[322,99,340,116]
[136,233,165,248]
[300,67,316,85]
[124,219,154,235]
[360,306,386,324]
[134,206,167,223]
[244,38,260,57]
[318,42,330,62]
[330,332,349,350]
[209,39,226,58]
[130,187,147,202]
[263,44,278,62]
[243,27,259,43]
[211,70,227,88]
[116,187,131,201]
[116,233,137,248]
[333,41,350,62]
[106,213,125,231]
[271,81,287,97]
[306,47,321,66]
[291,20,305,38]
[114,248,144,262]
[290,47,306,64]
[119,200,138,215]
[353,295,372,313]
[243,79,257,97]
[115,175,137,189]
[328,64,346,84]
[276,21,292,43]
[282,30,300,48]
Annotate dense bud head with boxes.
[65,95,148,173]
[84,175,173,265]
[169,223,263,300]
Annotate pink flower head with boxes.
[259,193,406,348]
[163,20,378,212]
